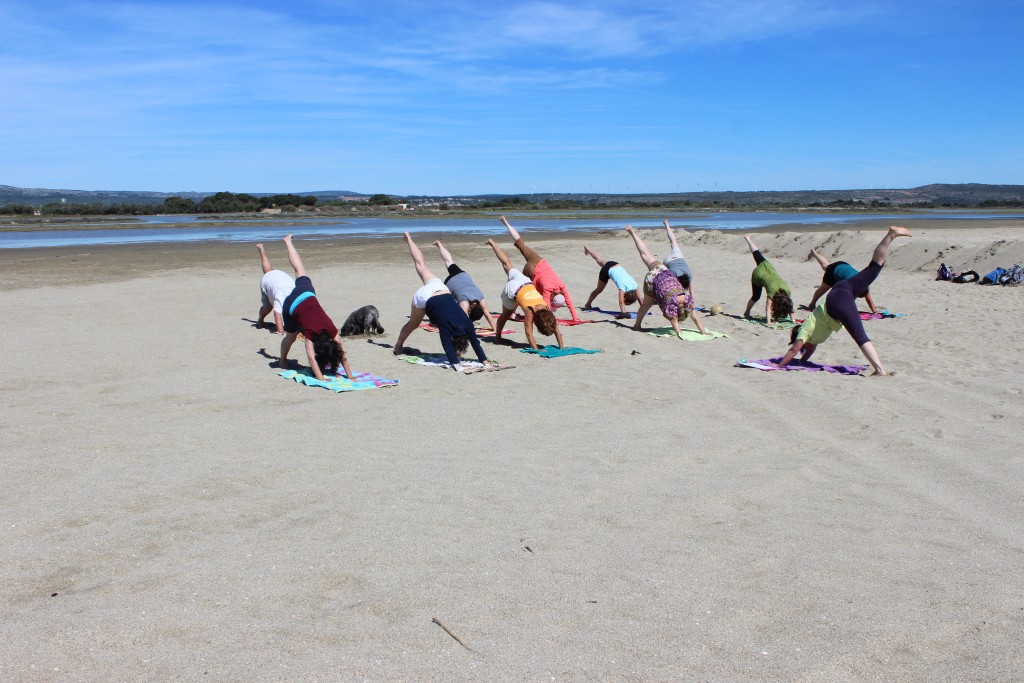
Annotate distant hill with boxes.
[0,185,367,206]
[1,183,1022,208]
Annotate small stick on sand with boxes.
[432,616,479,654]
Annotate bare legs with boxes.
[872,225,911,266]
[257,243,273,274]
[744,235,762,262]
[583,245,608,267]
[282,234,306,278]
[625,226,660,270]
[487,238,514,274]
[404,231,436,284]
[434,240,455,268]
[809,247,830,270]
[499,215,522,242]
[664,219,682,254]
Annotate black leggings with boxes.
[826,261,882,347]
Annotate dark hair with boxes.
[772,292,794,321]
[677,273,691,290]
[533,308,558,336]
[790,325,800,345]
[468,300,484,322]
[312,331,342,375]
[623,290,638,306]
[451,334,470,356]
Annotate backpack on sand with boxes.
[1003,263,1024,285]
[981,267,1007,285]
[936,263,953,281]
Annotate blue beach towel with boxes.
[520,345,601,358]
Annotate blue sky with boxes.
[2,1,1022,195]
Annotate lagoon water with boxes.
[1,211,1019,249]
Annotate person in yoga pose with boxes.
[256,242,295,334]
[486,238,566,350]
[581,246,641,318]
[742,235,794,325]
[393,232,488,369]
[432,239,497,331]
[662,219,696,299]
[806,247,879,313]
[497,215,580,321]
[625,226,709,336]
[777,226,911,376]
[276,234,353,381]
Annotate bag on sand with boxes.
[1003,263,1024,285]
[952,270,979,284]
[936,263,953,281]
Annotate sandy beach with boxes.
[2,220,1023,681]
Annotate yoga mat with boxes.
[735,357,867,375]
[585,307,653,319]
[418,323,513,336]
[399,354,514,373]
[278,368,400,392]
[520,345,601,358]
[647,328,728,340]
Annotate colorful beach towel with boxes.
[399,354,514,374]
[278,368,400,392]
[520,345,601,358]
[418,323,513,336]
[735,357,867,375]
[647,328,728,341]
[859,309,907,320]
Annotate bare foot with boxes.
[624,225,635,234]
[256,243,265,251]
[283,233,293,243]
[432,240,442,247]
[584,246,593,257]
[869,369,893,377]
[889,225,911,238]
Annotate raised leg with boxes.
[257,243,273,274]
[434,240,455,268]
[282,234,305,277]
[584,245,607,266]
[487,238,514,274]
[871,226,911,266]
[499,215,521,241]
[625,226,659,270]
[809,248,829,270]
[404,231,435,284]
[664,219,680,251]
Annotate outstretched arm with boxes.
[808,282,830,309]
[689,309,708,335]
[562,289,580,321]
[522,308,539,349]
[553,324,565,350]
[864,291,878,314]
[304,337,325,381]
[777,339,805,367]
[616,289,626,315]
[765,298,774,326]
[334,336,353,378]
[478,301,497,331]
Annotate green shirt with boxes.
[797,302,843,345]
[751,260,791,298]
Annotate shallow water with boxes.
[1,211,1019,249]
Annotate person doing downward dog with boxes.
[582,246,641,318]
[393,232,488,369]
[742,235,794,325]
[806,247,880,313]
[625,226,709,336]
[276,234,353,381]
[256,242,295,334]
[498,215,580,321]
[486,238,566,350]
[777,226,911,376]
[662,219,696,299]
[432,239,497,331]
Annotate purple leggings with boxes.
[825,260,882,347]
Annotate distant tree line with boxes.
[0,192,318,215]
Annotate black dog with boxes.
[339,305,385,336]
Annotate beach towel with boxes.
[520,345,601,358]
[399,353,514,374]
[741,316,803,330]
[859,309,906,320]
[735,357,867,375]
[278,368,400,392]
[418,323,513,336]
[647,328,728,341]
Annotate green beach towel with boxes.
[647,328,728,341]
